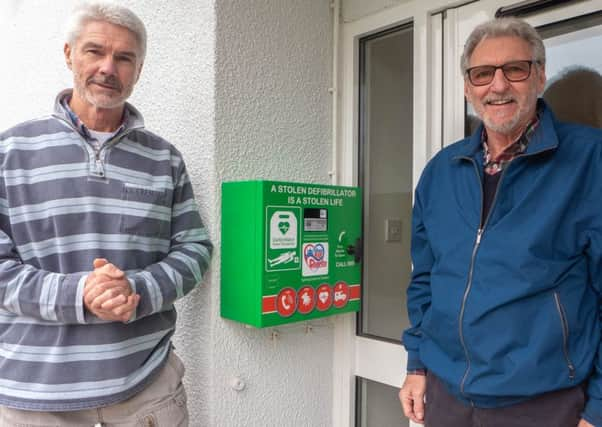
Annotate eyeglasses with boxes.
[465,60,538,86]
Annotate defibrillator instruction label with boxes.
[266,206,301,272]
[270,210,298,249]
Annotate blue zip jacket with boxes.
[403,101,602,425]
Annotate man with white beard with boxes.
[399,17,602,427]
[0,2,212,426]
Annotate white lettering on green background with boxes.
[271,184,356,199]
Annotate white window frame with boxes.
[333,1,474,426]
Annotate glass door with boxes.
[358,23,414,344]
[335,2,436,425]
[335,2,452,426]
[355,22,414,427]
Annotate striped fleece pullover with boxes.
[0,90,212,410]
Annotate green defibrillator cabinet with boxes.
[221,180,362,327]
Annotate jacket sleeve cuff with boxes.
[582,396,602,427]
[53,273,87,324]
[406,350,426,371]
[124,276,137,323]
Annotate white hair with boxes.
[65,1,147,62]
[461,17,545,74]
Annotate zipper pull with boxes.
[476,228,483,245]
[94,152,105,178]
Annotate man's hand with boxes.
[84,258,140,322]
[578,419,594,427]
[399,374,426,424]
[85,258,131,307]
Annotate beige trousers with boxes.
[0,350,189,427]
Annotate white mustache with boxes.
[87,76,122,91]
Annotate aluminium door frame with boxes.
[333,1,471,426]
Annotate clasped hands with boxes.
[83,258,140,323]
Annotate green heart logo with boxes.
[278,221,290,235]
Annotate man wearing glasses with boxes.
[399,17,602,427]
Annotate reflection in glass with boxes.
[542,13,602,129]
[543,67,602,128]
[358,24,413,341]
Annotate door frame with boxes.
[333,1,472,426]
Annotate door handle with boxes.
[346,238,363,263]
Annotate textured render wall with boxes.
[0,1,74,126]
[0,1,216,425]
[214,1,334,427]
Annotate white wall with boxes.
[1,1,334,426]
[214,1,334,426]
[0,0,216,424]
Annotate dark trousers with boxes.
[424,372,585,427]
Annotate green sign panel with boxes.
[221,180,362,327]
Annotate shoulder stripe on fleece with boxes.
[169,251,202,283]
[105,165,173,190]
[8,197,170,225]
[173,227,211,244]
[0,342,169,400]
[0,305,174,326]
[157,261,184,298]
[0,132,81,154]
[3,164,89,187]
[0,329,171,363]
[136,270,163,313]
[117,139,171,162]
[39,273,61,321]
[17,233,170,261]
[5,164,173,189]
[172,199,198,218]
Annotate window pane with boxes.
[541,12,602,129]
[356,377,408,427]
[358,24,413,341]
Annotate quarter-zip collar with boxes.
[454,99,560,161]
[51,89,146,179]
[51,89,145,141]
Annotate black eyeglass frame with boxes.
[465,60,540,86]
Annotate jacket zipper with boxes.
[458,226,482,399]
[553,292,576,380]
[457,158,508,398]
[456,146,558,397]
